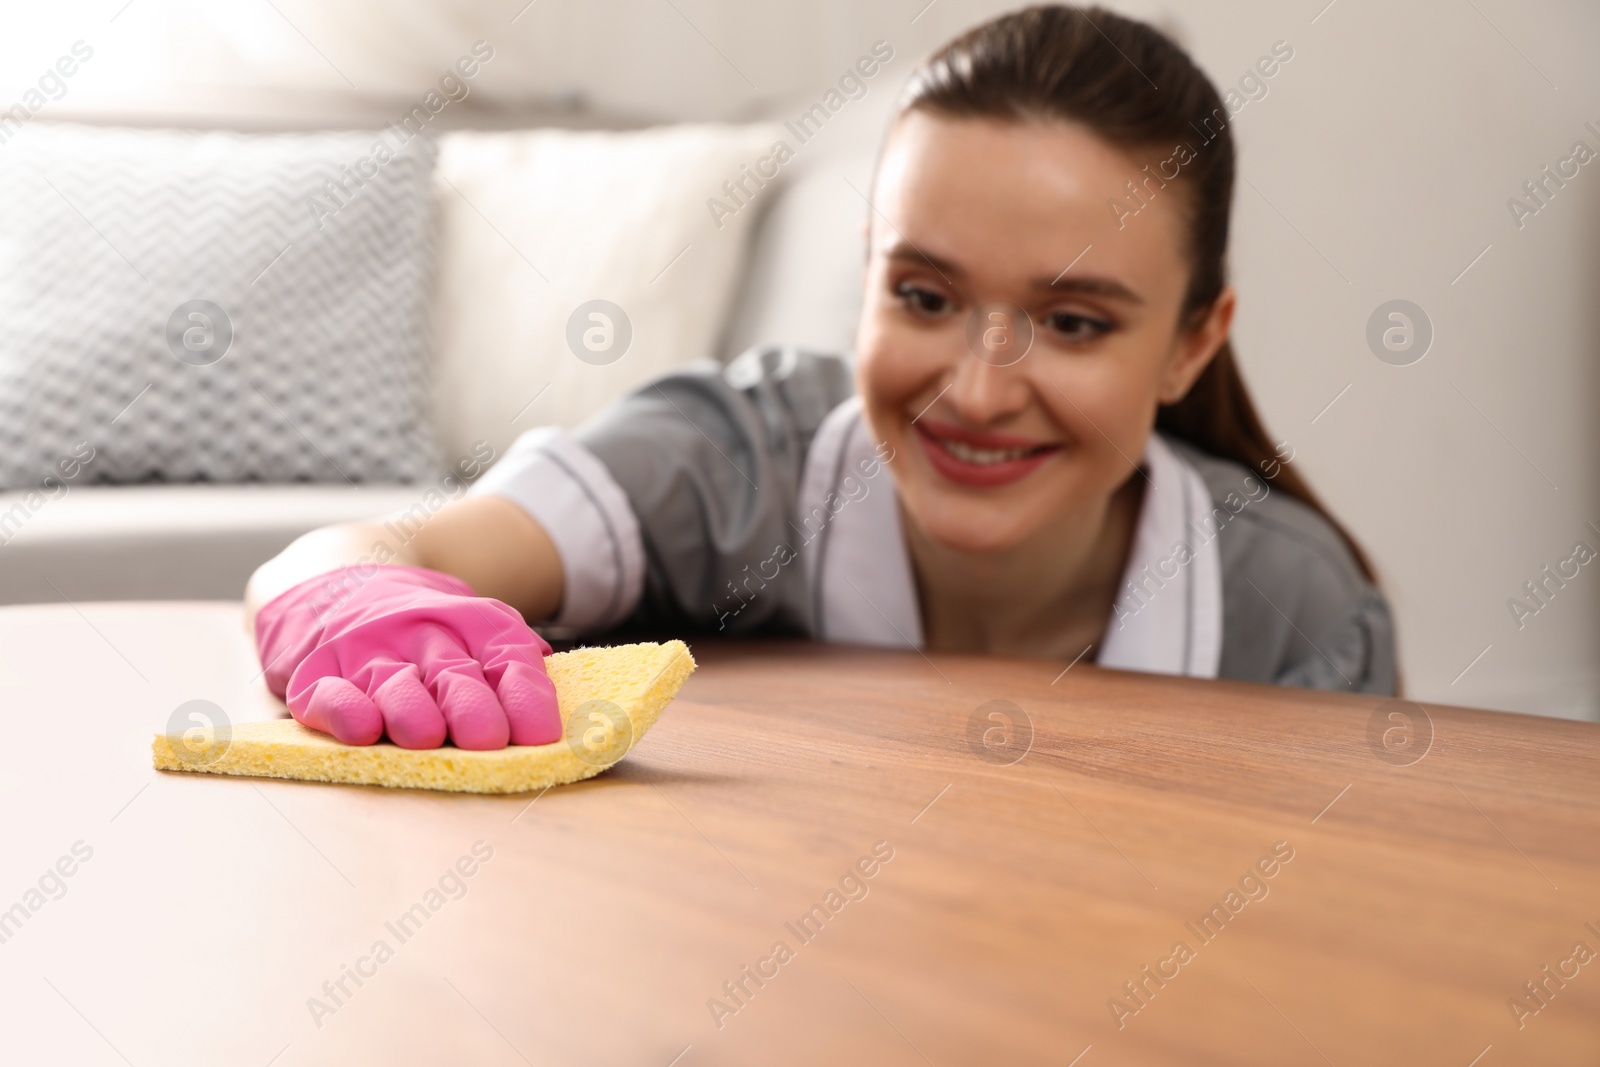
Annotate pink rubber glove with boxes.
[254,564,561,750]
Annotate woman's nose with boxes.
[946,317,1032,423]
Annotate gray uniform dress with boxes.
[469,346,1397,695]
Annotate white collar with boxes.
[798,398,1222,679]
[1095,433,1223,678]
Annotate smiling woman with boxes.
[855,7,1384,669]
[245,4,1397,753]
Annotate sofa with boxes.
[0,90,892,607]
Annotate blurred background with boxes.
[0,0,1596,720]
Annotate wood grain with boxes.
[0,602,1595,1066]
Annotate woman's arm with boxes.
[243,495,564,634]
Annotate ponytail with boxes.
[1158,343,1376,582]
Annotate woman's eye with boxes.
[895,282,952,317]
[1045,311,1112,341]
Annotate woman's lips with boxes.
[913,419,1062,488]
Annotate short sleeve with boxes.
[471,346,855,637]
[1271,587,1397,694]
[1173,440,1399,696]
[574,346,855,636]
[466,426,646,633]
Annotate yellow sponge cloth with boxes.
[152,641,695,793]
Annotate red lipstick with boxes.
[913,418,1061,489]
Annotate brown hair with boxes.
[896,4,1376,582]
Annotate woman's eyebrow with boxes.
[885,242,1143,305]
[1034,275,1144,304]
[886,242,961,280]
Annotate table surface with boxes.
[1,601,1597,1066]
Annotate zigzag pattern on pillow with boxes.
[0,123,442,488]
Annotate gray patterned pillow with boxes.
[0,123,442,487]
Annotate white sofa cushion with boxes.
[429,123,778,462]
[0,123,443,489]
[718,145,872,363]
[0,484,435,604]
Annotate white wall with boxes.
[6,0,1597,718]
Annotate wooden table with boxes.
[1,602,1597,1066]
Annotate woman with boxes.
[247,5,1396,751]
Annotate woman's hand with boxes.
[254,564,561,750]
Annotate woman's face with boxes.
[855,111,1233,554]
